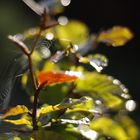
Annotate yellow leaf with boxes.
[42,61,59,72]
[21,74,28,87]
[55,20,89,47]
[13,137,21,140]
[4,118,31,126]
[118,116,139,140]
[98,26,133,47]
[31,50,42,64]
[39,97,88,117]
[90,117,128,140]
[0,105,28,119]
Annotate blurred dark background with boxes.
[0,0,139,127]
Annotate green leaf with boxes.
[62,96,101,120]
[117,116,139,140]
[21,20,89,48]
[55,20,89,47]
[90,117,128,140]
[76,72,130,109]
[30,130,66,140]
[79,54,108,72]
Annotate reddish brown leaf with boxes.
[38,71,78,86]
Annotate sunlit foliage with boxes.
[0,0,138,140]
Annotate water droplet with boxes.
[113,79,121,85]
[121,93,131,99]
[88,54,108,72]
[125,100,136,111]
[78,125,99,140]
[89,61,103,72]
[40,47,51,59]
[14,34,24,41]
[58,16,68,26]
[50,51,65,63]
[72,44,79,52]
[60,0,71,6]
[65,71,82,78]
[45,32,54,40]
[95,100,102,105]
[108,76,114,81]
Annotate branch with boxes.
[8,35,30,55]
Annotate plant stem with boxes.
[27,29,43,130]
[32,89,39,130]
[27,54,38,130]
[28,55,37,92]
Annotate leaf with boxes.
[42,61,60,72]
[4,118,31,126]
[79,54,108,72]
[0,105,28,119]
[90,117,129,140]
[21,74,28,87]
[65,96,101,117]
[76,72,130,109]
[55,20,89,47]
[13,137,22,140]
[60,117,90,125]
[30,129,71,140]
[117,116,139,140]
[20,20,89,47]
[38,71,78,86]
[77,125,99,140]
[97,26,134,47]
[38,97,89,117]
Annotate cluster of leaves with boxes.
[0,0,138,140]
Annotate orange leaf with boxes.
[38,71,78,86]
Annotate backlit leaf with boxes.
[42,61,60,72]
[21,74,28,87]
[98,26,133,47]
[118,116,139,140]
[79,54,108,72]
[4,118,31,126]
[38,71,78,86]
[55,20,89,47]
[39,97,89,117]
[13,137,22,140]
[0,105,28,119]
[61,97,101,121]
[90,117,126,140]
[76,72,130,109]
[18,20,89,48]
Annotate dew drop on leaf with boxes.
[125,100,136,112]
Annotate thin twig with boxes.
[27,54,37,92]
[30,28,42,54]
[32,88,39,130]
[27,54,39,130]
[8,35,30,55]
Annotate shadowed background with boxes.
[0,0,139,128]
